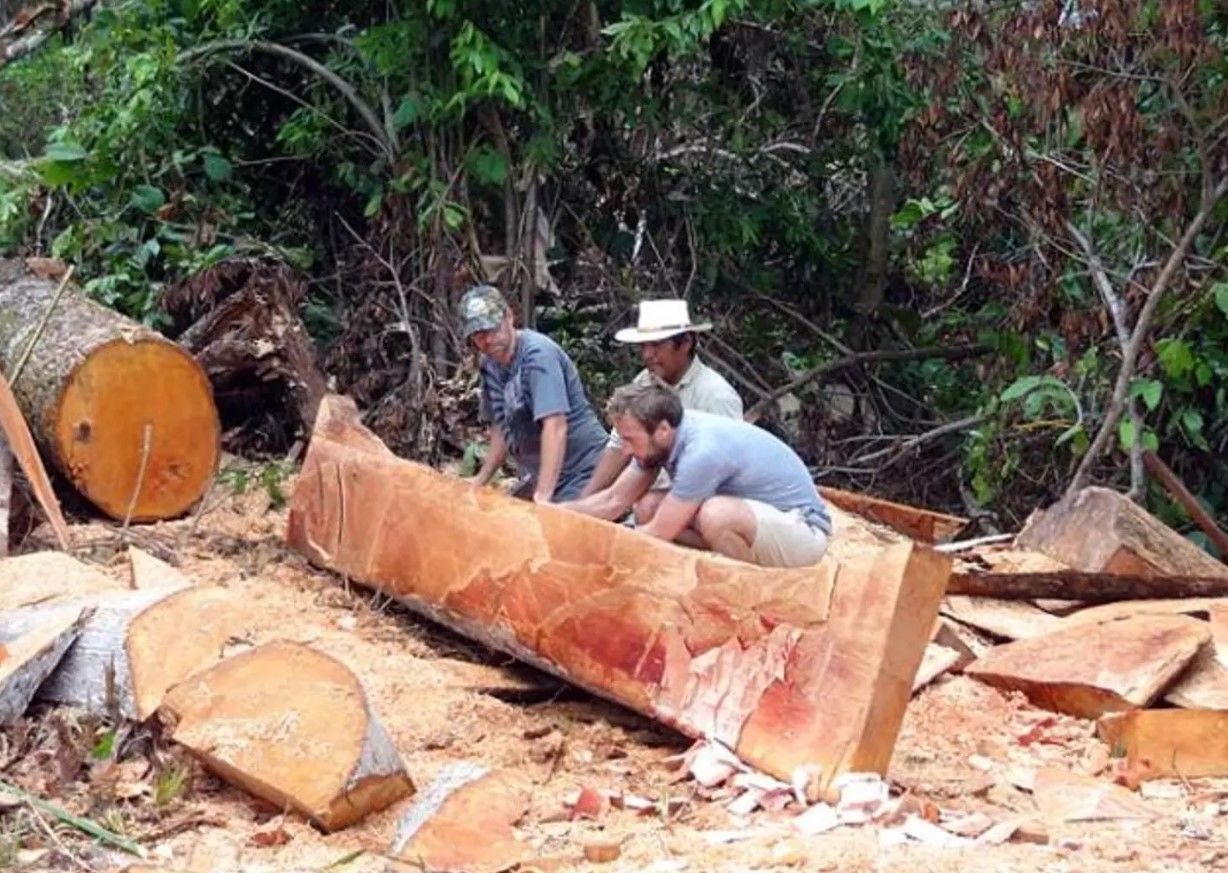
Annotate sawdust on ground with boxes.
[7,478,1228,873]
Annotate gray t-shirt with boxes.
[480,330,608,500]
[644,409,831,534]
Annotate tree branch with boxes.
[1067,174,1228,496]
[744,344,993,423]
[177,39,396,159]
[0,0,97,68]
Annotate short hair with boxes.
[606,383,683,431]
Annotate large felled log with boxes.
[965,615,1210,718]
[34,585,246,719]
[160,640,414,831]
[286,394,952,799]
[1098,710,1228,780]
[0,259,219,520]
[1017,487,1228,578]
[0,605,86,723]
[819,486,967,543]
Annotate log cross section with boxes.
[286,395,952,800]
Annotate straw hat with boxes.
[614,299,713,343]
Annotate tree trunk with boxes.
[948,569,1228,602]
[286,394,952,801]
[161,640,414,831]
[0,259,220,520]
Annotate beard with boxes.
[640,445,669,470]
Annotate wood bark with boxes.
[819,486,966,544]
[1017,486,1228,578]
[161,640,414,831]
[0,605,86,724]
[948,569,1228,602]
[286,394,952,800]
[29,585,246,720]
[1098,710,1228,780]
[0,259,220,520]
[965,615,1209,718]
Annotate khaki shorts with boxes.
[745,500,830,568]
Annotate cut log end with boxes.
[161,640,413,831]
[54,337,219,520]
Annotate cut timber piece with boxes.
[390,765,531,872]
[286,394,953,800]
[1032,767,1157,823]
[929,618,980,668]
[0,605,86,723]
[161,640,413,831]
[948,570,1228,602]
[0,551,121,612]
[0,259,220,520]
[35,585,250,719]
[0,369,69,548]
[965,615,1210,718]
[1017,486,1228,578]
[1098,710,1228,780]
[1163,603,1228,709]
[819,486,967,543]
[1064,597,1227,626]
[913,644,961,693]
[127,547,192,591]
[940,596,1062,640]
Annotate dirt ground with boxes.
[2,472,1226,873]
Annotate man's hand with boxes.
[532,490,552,505]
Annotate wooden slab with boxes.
[940,596,1063,640]
[34,585,251,719]
[912,644,961,693]
[1163,604,1228,709]
[819,486,967,543]
[1033,767,1156,823]
[0,551,121,612]
[1063,597,1227,626]
[390,766,531,872]
[965,615,1210,718]
[1017,487,1228,578]
[0,605,86,723]
[285,394,952,801]
[0,370,69,549]
[1098,710,1228,780]
[127,547,192,591]
[162,640,414,831]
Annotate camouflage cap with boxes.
[458,284,510,338]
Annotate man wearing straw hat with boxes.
[580,299,742,522]
[458,284,607,502]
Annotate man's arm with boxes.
[638,493,701,543]
[559,463,654,521]
[470,425,507,486]
[580,447,631,496]
[533,414,568,503]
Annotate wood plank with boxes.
[1063,597,1227,626]
[940,596,1063,640]
[1163,602,1228,709]
[1033,767,1156,823]
[1017,486,1228,578]
[161,640,414,831]
[948,570,1228,602]
[0,369,69,549]
[912,644,961,693]
[965,615,1210,718]
[127,547,192,591]
[1098,710,1228,780]
[0,605,86,723]
[286,394,952,802]
[819,486,967,543]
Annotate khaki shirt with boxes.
[607,356,743,451]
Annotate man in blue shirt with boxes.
[460,285,607,502]
[561,383,831,567]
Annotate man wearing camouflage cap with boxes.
[459,284,608,502]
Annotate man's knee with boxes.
[694,497,756,542]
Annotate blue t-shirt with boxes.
[647,410,831,533]
[480,330,608,500]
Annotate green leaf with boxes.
[1128,378,1163,411]
[1214,282,1228,319]
[91,729,115,760]
[999,375,1041,402]
[45,142,87,162]
[1142,430,1159,452]
[1055,423,1084,447]
[130,184,165,214]
[467,147,508,186]
[392,95,421,129]
[202,151,232,182]
[1155,338,1194,379]
[1118,418,1136,450]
